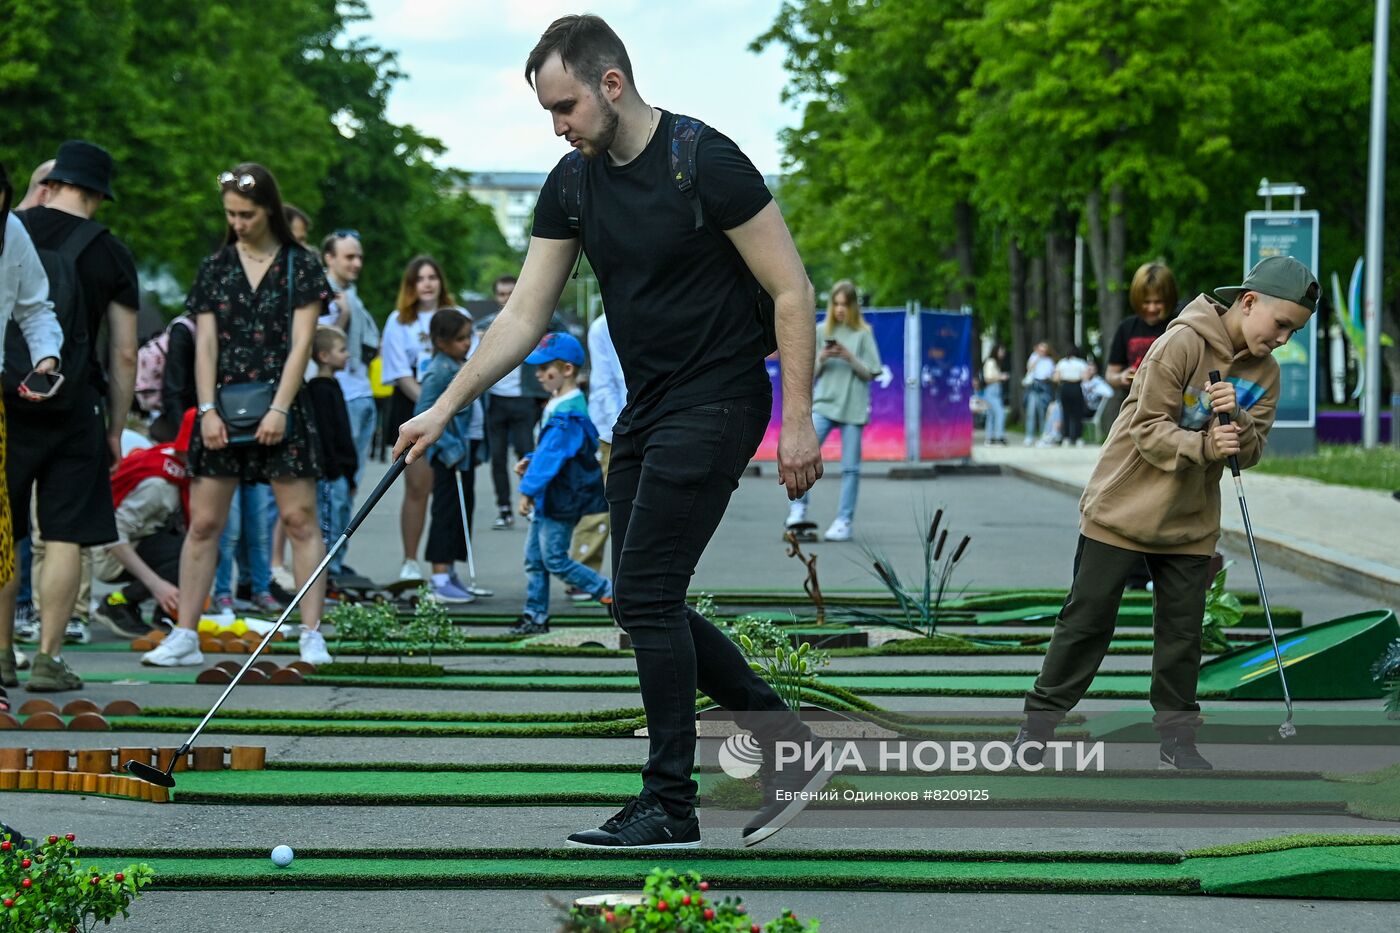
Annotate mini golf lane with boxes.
[77,837,1400,898]
[152,766,1400,818]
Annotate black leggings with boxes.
[1059,382,1086,442]
[424,448,479,566]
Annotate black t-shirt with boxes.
[1107,316,1169,372]
[21,206,139,394]
[307,376,358,483]
[532,111,774,432]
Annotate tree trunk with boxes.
[1028,252,1046,347]
[1104,181,1127,340]
[1009,238,1027,417]
[951,200,977,310]
[1383,300,1400,444]
[1046,222,1076,354]
[1084,187,1111,359]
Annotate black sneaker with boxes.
[1011,725,1055,768]
[567,794,701,849]
[741,740,838,847]
[507,615,549,636]
[1159,738,1213,770]
[92,598,151,638]
[492,507,514,530]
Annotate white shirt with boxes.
[586,315,626,444]
[1055,356,1090,382]
[379,309,439,384]
[0,213,64,371]
[1027,353,1056,381]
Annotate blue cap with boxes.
[525,331,585,366]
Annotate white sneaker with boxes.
[1074,439,1086,448]
[13,603,39,643]
[398,559,425,583]
[141,627,204,667]
[784,503,808,528]
[270,565,296,592]
[823,517,853,542]
[298,627,333,665]
[64,617,91,645]
[13,648,28,671]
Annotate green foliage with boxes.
[561,868,819,932]
[860,508,973,639]
[403,588,469,665]
[1201,562,1243,654]
[1253,445,1400,492]
[0,0,518,318]
[325,599,400,663]
[1,831,154,932]
[718,616,830,714]
[1371,638,1400,714]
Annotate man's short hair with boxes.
[494,275,518,292]
[524,14,634,91]
[321,231,359,261]
[313,324,347,360]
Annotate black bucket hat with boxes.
[44,140,116,201]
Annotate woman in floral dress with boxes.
[142,163,333,667]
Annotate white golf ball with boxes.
[270,845,294,868]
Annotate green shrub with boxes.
[561,868,818,931]
[1,831,154,932]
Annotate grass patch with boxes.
[1254,444,1400,491]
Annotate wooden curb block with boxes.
[238,668,268,685]
[61,699,100,716]
[215,661,242,675]
[196,668,233,685]
[156,747,189,773]
[287,661,317,675]
[0,713,19,730]
[103,700,142,716]
[229,746,266,770]
[131,637,156,651]
[268,668,303,685]
[118,747,153,770]
[36,770,53,790]
[17,770,36,790]
[76,749,112,773]
[252,660,281,676]
[192,746,224,771]
[32,749,68,771]
[0,770,17,790]
[82,772,99,793]
[0,748,26,770]
[18,699,58,716]
[21,711,64,730]
[67,713,110,732]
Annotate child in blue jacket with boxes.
[511,332,612,635]
[414,309,488,603]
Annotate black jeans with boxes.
[1059,382,1086,442]
[608,397,810,817]
[119,522,184,606]
[487,395,540,510]
[424,451,477,565]
[1025,535,1212,739]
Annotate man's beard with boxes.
[578,97,620,160]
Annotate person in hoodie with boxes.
[510,332,612,635]
[1016,256,1317,771]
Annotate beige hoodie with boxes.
[1080,294,1280,555]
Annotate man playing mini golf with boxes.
[395,13,827,848]
[1015,256,1318,770]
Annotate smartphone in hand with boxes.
[18,369,64,401]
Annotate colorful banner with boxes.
[918,311,974,460]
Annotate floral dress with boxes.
[185,243,329,481]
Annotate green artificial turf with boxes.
[72,838,1400,898]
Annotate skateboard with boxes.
[784,520,819,542]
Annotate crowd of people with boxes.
[0,137,637,698]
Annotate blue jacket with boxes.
[414,352,486,470]
[519,390,607,521]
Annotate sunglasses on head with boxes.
[333,228,361,240]
[218,171,255,192]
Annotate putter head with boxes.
[1278,721,1298,740]
[125,759,177,787]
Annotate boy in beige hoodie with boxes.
[1017,256,1318,770]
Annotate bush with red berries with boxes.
[1,831,154,932]
[561,868,819,931]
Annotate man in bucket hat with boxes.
[0,140,140,691]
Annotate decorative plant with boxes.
[1202,562,1243,654]
[859,508,971,638]
[783,532,826,624]
[325,599,401,663]
[559,868,819,931]
[714,615,829,714]
[1,831,154,933]
[1371,637,1400,715]
[692,593,719,621]
[404,586,466,665]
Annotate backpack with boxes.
[134,315,196,414]
[2,210,106,411]
[559,112,778,354]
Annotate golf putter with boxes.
[1209,371,1296,739]
[456,472,493,597]
[126,452,410,786]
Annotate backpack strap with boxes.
[669,113,706,230]
[15,209,107,265]
[559,150,585,235]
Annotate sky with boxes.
[354,0,800,176]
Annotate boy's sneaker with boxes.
[1159,738,1213,771]
[213,595,236,617]
[784,502,807,529]
[0,650,18,688]
[567,794,701,849]
[823,517,852,542]
[64,617,91,645]
[298,627,333,666]
[1011,724,1055,768]
[431,577,476,604]
[566,586,592,602]
[92,597,151,639]
[508,614,549,636]
[492,507,514,530]
[141,627,204,667]
[250,592,282,615]
[25,653,83,692]
[398,559,425,583]
[13,603,39,643]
